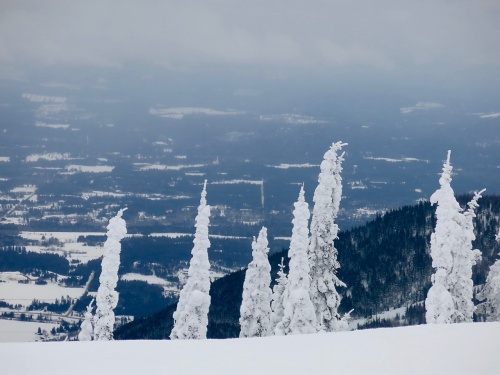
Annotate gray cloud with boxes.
[0,0,499,77]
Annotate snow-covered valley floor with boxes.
[1,322,498,375]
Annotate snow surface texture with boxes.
[276,186,317,335]
[308,141,348,332]
[94,209,127,341]
[1,323,499,375]
[425,151,482,323]
[171,181,212,340]
[239,227,272,337]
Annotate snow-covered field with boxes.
[0,320,59,342]
[211,179,263,185]
[34,122,70,129]
[364,156,429,163]
[0,272,85,306]
[135,163,206,171]
[120,273,179,295]
[149,106,243,119]
[1,323,498,374]
[20,231,105,263]
[64,165,114,173]
[259,113,326,124]
[26,152,71,162]
[267,163,319,169]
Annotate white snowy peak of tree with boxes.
[171,180,212,340]
[239,227,272,338]
[425,151,482,324]
[276,185,317,335]
[477,226,500,321]
[270,257,288,332]
[78,298,94,341]
[308,141,348,332]
[94,208,127,341]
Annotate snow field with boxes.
[0,274,85,307]
[0,320,59,343]
[1,323,498,375]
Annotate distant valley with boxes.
[0,79,499,340]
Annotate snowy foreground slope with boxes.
[2,323,499,375]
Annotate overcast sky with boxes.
[1,0,499,94]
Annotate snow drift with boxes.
[1,323,498,375]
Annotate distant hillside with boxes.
[115,195,500,340]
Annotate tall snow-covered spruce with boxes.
[425,151,482,324]
[94,208,127,341]
[477,227,500,321]
[171,180,212,340]
[308,141,347,332]
[276,185,317,335]
[239,227,272,338]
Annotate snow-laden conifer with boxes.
[94,208,127,341]
[425,151,483,323]
[276,186,317,335]
[308,142,348,332]
[451,190,483,321]
[477,228,500,321]
[239,227,272,338]
[171,181,211,340]
[270,258,288,332]
[78,298,94,341]
[425,151,461,324]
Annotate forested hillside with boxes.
[115,195,500,339]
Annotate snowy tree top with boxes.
[430,151,459,210]
[439,150,452,187]
[465,189,486,218]
[255,227,268,251]
[86,298,94,314]
[106,207,128,240]
[277,257,286,277]
[200,180,208,206]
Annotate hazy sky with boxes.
[1,0,499,102]
[1,1,498,70]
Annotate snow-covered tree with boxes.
[171,181,212,340]
[270,258,288,332]
[451,190,483,321]
[239,227,272,338]
[425,151,459,323]
[276,186,317,335]
[425,151,482,323]
[78,298,94,341]
[94,208,127,341]
[477,227,500,321]
[308,141,348,332]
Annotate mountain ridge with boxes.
[115,194,500,339]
